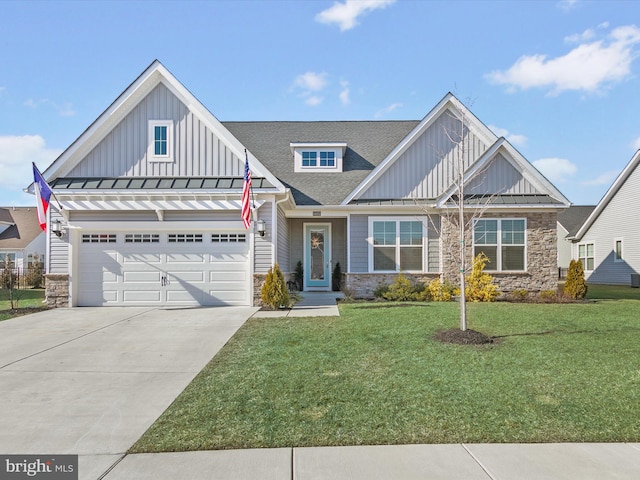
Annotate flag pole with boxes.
[32,162,64,212]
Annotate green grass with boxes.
[586,283,640,300]
[0,289,47,320]
[131,299,640,452]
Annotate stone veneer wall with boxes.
[45,274,69,308]
[253,273,266,306]
[345,211,558,298]
[345,273,440,299]
[440,211,558,293]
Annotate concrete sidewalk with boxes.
[103,443,640,479]
[252,291,343,318]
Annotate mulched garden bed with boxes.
[434,328,495,345]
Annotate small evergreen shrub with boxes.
[510,289,529,302]
[564,259,588,299]
[539,290,558,303]
[294,260,304,291]
[261,263,290,309]
[25,256,44,289]
[382,273,427,301]
[465,253,499,302]
[373,281,390,299]
[332,262,342,292]
[428,278,454,302]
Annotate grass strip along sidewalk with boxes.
[131,297,640,452]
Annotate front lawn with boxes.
[0,289,47,320]
[131,299,640,452]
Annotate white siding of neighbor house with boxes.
[577,161,640,284]
[466,153,539,195]
[557,223,571,270]
[360,111,489,200]
[68,83,244,178]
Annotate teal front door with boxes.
[304,224,331,290]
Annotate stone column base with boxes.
[45,274,69,308]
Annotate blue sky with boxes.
[1,0,639,207]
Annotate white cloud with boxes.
[305,95,324,106]
[292,72,329,107]
[339,81,350,105]
[581,170,620,186]
[374,102,402,119]
[294,72,328,92]
[557,0,579,12]
[632,136,640,150]
[533,157,577,183]
[486,24,640,95]
[488,125,527,147]
[564,28,596,44]
[316,0,396,32]
[0,135,62,197]
[24,98,76,117]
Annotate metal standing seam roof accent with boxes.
[49,177,275,190]
[446,194,562,205]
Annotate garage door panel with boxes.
[123,253,162,264]
[166,253,205,263]
[123,290,162,302]
[124,271,161,282]
[78,230,250,307]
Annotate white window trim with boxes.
[614,238,623,263]
[577,242,595,271]
[368,217,427,273]
[148,120,174,162]
[291,143,345,173]
[473,218,527,272]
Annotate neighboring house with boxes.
[0,207,46,275]
[28,61,570,307]
[557,205,595,278]
[568,150,640,285]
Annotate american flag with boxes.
[241,152,252,229]
[33,163,53,231]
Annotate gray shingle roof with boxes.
[223,121,420,206]
[0,207,43,249]
[557,205,596,236]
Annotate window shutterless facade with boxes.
[369,218,425,272]
[577,243,594,271]
[614,238,623,262]
[473,218,526,271]
[148,120,173,162]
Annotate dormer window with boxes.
[148,120,174,162]
[291,142,346,172]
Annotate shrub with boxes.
[510,289,529,302]
[539,290,558,303]
[382,273,426,302]
[294,260,304,291]
[1,258,17,290]
[261,263,290,309]
[24,256,44,289]
[564,259,588,299]
[373,281,390,299]
[332,262,342,292]
[465,253,499,302]
[428,278,454,302]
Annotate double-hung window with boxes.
[473,219,526,271]
[578,243,594,270]
[371,219,425,272]
[614,239,623,262]
[148,120,173,161]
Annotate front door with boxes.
[304,224,331,290]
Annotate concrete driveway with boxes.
[0,306,257,479]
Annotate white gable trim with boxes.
[573,149,640,240]
[36,60,284,192]
[435,138,571,208]
[342,93,498,205]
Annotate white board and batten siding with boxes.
[68,83,245,178]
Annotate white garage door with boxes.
[77,231,250,306]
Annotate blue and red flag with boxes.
[33,163,53,231]
[241,151,252,229]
